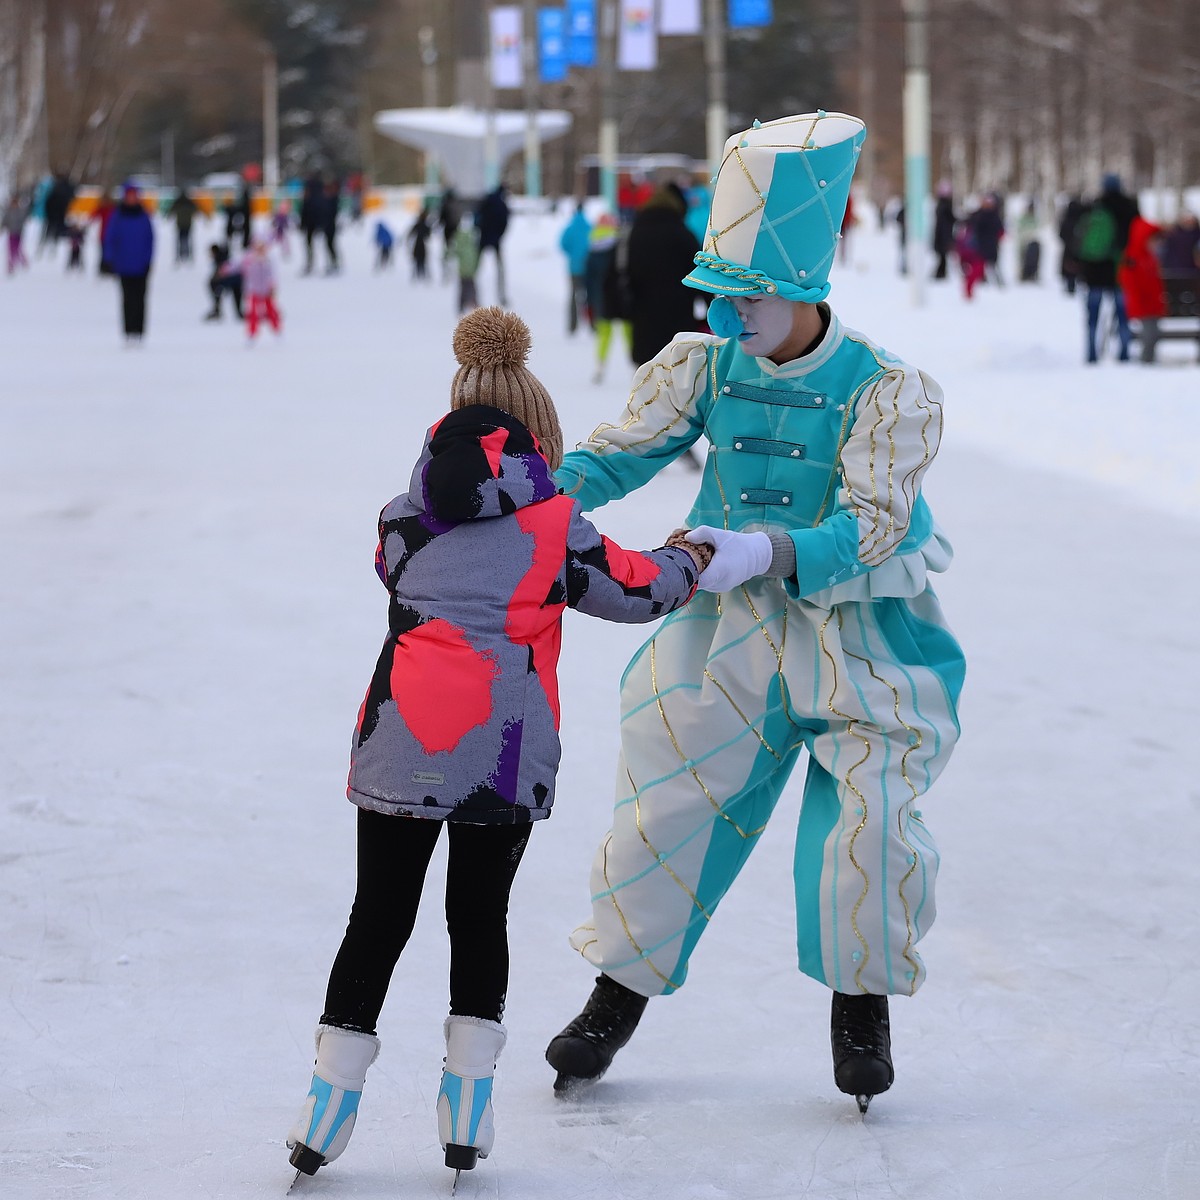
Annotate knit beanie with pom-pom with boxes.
[450,306,564,471]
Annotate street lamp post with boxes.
[902,0,930,305]
[598,0,618,213]
[262,46,279,192]
[418,25,441,196]
[522,0,541,198]
[703,0,727,183]
[483,2,499,192]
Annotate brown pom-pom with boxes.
[452,306,531,369]
[666,528,714,571]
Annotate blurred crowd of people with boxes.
[554,178,712,390]
[893,175,1200,363]
[5,163,1197,370]
[0,169,527,349]
[555,169,1196,381]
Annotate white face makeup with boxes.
[731,294,796,357]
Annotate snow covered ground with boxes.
[3,201,1199,1200]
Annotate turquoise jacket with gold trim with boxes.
[555,307,953,605]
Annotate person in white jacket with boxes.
[241,238,281,339]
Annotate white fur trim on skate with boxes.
[442,1015,506,1078]
[312,1024,380,1089]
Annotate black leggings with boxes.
[321,808,532,1034]
[119,273,148,335]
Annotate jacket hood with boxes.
[1125,215,1160,257]
[408,405,558,525]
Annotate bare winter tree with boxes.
[39,0,262,187]
[45,0,161,183]
[0,0,46,197]
[926,0,1200,210]
[7,0,1197,203]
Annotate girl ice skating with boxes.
[285,307,752,1185]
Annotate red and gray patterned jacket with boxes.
[347,404,699,824]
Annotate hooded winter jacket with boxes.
[1118,216,1167,320]
[347,405,701,824]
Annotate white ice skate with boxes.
[436,1015,506,1179]
[286,1024,380,1178]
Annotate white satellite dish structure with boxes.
[374,107,571,197]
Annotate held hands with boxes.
[664,528,713,574]
[684,525,773,593]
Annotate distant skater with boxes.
[102,183,155,342]
[408,209,433,281]
[3,192,30,274]
[284,307,711,1185]
[242,238,282,340]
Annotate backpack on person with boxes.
[1075,204,1119,263]
[606,228,636,320]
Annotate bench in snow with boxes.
[1134,271,1200,363]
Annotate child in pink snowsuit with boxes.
[242,239,282,338]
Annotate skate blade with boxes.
[855,1093,872,1115]
[451,1167,461,1195]
[553,1070,602,1097]
[287,1167,304,1192]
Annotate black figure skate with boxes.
[545,974,648,1095]
[830,991,894,1114]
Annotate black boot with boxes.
[545,975,648,1094]
[831,991,893,1112]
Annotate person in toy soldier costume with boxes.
[544,111,966,1114]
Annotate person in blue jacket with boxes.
[102,184,155,341]
[544,112,966,1114]
[558,201,591,334]
[372,218,394,270]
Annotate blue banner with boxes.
[566,0,596,66]
[728,0,772,28]
[539,8,568,82]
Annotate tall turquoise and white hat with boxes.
[683,111,866,303]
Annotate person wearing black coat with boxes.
[475,185,510,305]
[171,188,199,263]
[1077,175,1138,293]
[299,173,325,275]
[1057,195,1086,295]
[625,182,701,368]
[969,192,1005,286]
[319,179,341,274]
[41,172,76,249]
[203,242,243,321]
[1079,173,1139,363]
[582,213,631,383]
[438,187,461,282]
[224,182,253,250]
[931,186,957,280]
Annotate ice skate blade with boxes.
[553,1070,601,1097]
[856,1093,872,1115]
[287,1167,304,1192]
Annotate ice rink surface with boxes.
[3,202,1198,1198]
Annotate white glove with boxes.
[685,525,773,592]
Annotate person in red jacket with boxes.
[1118,214,1166,325]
